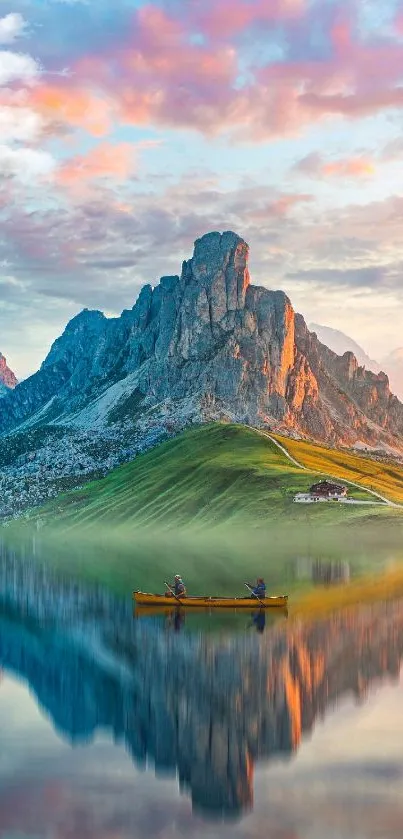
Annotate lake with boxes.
[0,541,403,838]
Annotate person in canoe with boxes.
[170,575,186,598]
[250,578,266,599]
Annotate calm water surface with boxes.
[0,544,403,838]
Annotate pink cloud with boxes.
[29,84,114,136]
[268,193,314,216]
[295,153,376,179]
[57,142,139,186]
[184,0,306,41]
[330,14,353,57]
[13,1,403,143]
[322,157,375,178]
[300,88,403,118]
[394,6,403,36]
[252,10,403,136]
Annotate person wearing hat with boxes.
[172,574,186,597]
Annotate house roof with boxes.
[309,480,347,492]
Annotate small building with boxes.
[294,493,321,503]
[309,480,347,499]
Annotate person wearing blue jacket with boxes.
[252,578,266,598]
[173,575,186,597]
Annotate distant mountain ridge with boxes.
[309,323,381,374]
[381,348,403,402]
[310,323,403,402]
[0,231,403,449]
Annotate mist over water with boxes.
[15,510,403,599]
[0,538,403,837]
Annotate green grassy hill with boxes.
[37,423,387,532]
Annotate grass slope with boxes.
[38,423,384,533]
[273,434,403,504]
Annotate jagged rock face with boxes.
[0,232,299,432]
[0,230,403,449]
[295,317,403,445]
[121,232,297,421]
[0,352,17,396]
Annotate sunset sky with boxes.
[1,0,403,378]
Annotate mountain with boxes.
[1,230,403,518]
[0,352,17,397]
[309,323,381,373]
[1,231,403,443]
[381,348,403,402]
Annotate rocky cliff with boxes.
[0,231,402,482]
[0,352,17,397]
[294,317,403,446]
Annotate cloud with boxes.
[2,169,402,316]
[379,136,403,161]
[181,0,306,41]
[57,142,139,184]
[294,153,375,179]
[0,15,55,184]
[53,141,161,202]
[286,266,387,288]
[6,0,403,145]
[11,0,403,143]
[30,84,114,136]
[0,176,313,313]
[322,158,375,177]
[0,104,44,142]
[299,88,403,119]
[0,12,26,45]
[0,49,39,85]
[0,145,55,181]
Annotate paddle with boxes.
[164,580,182,605]
[244,582,266,608]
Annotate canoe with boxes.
[133,591,288,609]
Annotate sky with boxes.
[2,0,403,378]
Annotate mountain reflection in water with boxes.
[0,542,403,833]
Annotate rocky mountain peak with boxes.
[1,230,403,455]
[65,308,106,332]
[192,230,249,265]
[183,230,250,315]
[41,309,107,373]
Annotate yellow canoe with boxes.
[133,591,288,609]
